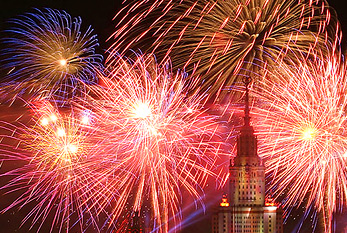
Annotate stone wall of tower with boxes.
[229,124,265,207]
[212,205,283,233]
[229,165,265,207]
[212,208,232,233]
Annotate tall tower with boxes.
[212,78,283,233]
[229,77,265,207]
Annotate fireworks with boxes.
[0,8,103,102]
[1,0,347,232]
[78,53,223,231]
[0,100,113,232]
[110,0,339,98]
[250,52,347,232]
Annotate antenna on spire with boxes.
[243,76,251,126]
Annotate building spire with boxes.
[234,76,259,164]
[243,76,251,127]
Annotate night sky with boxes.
[2,0,346,53]
[1,0,347,233]
[0,0,121,50]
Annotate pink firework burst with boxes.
[250,51,347,233]
[0,100,113,232]
[77,53,225,232]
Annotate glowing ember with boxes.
[301,128,316,141]
[58,59,67,66]
[132,102,152,119]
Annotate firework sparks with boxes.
[0,8,103,103]
[78,53,224,231]
[250,52,347,233]
[0,100,113,232]
[110,0,339,99]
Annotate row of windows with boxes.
[235,184,261,189]
[238,197,257,201]
[239,190,258,194]
[231,186,263,191]
[231,170,264,176]
[233,216,263,219]
[234,220,264,224]
[233,230,264,233]
[231,179,264,184]
[213,224,275,233]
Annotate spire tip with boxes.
[242,77,251,126]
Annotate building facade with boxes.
[212,82,283,233]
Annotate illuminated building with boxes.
[212,79,283,233]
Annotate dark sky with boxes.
[0,0,347,233]
[329,0,347,51]
[0,0,122,54]
[1,0,346,52]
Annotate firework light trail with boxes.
[110,0,339,99]
[0,8,103,103]
[247,51,347,233]
[77,53,225,232]
[0,100,114,233]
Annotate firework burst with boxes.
[0,100,113,232]
[249,52,347,232]
[0,8,103,103]
[78,53,224,231]
[110,0,339,99]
